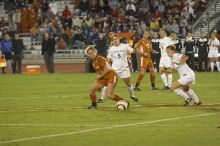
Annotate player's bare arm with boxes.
[173,55,188,65]
[96,62,111,80]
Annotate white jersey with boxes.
[107,43,133,72]
[159,37,173,57]
[171,53,194,77]
[209,38,219,51]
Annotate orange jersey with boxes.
[135,39,154,69]
[92,55,117,85]
[135,39,153,57]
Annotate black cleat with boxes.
[97,98,104,103]
[134,86,141,91]
[183,98,191,106]
[87,105,97,109]
[126,100,130,108]
[151,86,158,90]
[130,96,139,102]
[193,100,202,106]
[161,86,170,90]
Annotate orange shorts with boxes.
[140,57,154,69]
[97,71,118,86]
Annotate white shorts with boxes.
[208,50,219,58]
[159,56,172,68]
[178,73,195,86]
[116,67,131,78]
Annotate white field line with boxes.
[0,113,216,145]
[0,95,84,100]
[0,123,218,127]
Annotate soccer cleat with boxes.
[193,100,202,106]
[130,96,139,102]
[161,86,170,90]
[134,86,141,91]
[151,86,158,90]
[126,100,130,108]
[87,105,97,109]
[183,98,191,106]
[97,98,104,103]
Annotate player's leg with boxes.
[148,66,158,90]
[134,66,146,91]
[160,67,169,90]
[170,81,191,106]
[88,82,104,109]
[159,57,169,89]
[209,56,215,71]
[166,57,173,88]
[122,77,138,102]
[214,57,220,71]
[183,86,202,106]
[97,86,107,103]
[106,82,123,101]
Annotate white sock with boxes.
[210,62,214,71]
[100,86,107,100]
[173,88,190,100]
[168,74,173,87]
[216,62,220,71]
[161,73,168,86]
[186,89,200,103]
[128,84,135,97]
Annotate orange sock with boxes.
[136,74,144,87]
[112,94,123,101]
[150,74,155,85]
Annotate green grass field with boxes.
[0,72,220,146]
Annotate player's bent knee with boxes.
[170,86,175,92]
[183,86,189,92]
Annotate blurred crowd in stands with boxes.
[0,0,220,74]
[0,0,212,50]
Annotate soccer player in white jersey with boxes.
[208,32,220,71]
[166,45,202,106]
[97,34,138,103]
[159,29,173,90]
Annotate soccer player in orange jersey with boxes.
[134,30,158,90]
[86,47,129,109]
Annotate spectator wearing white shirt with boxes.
[208,32,220,71]
[49,0,57,15]
[183,2,195,22]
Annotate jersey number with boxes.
[118,53,121,58]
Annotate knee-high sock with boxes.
[100,86,107,100]
[160,73,168,86]
[216,62,220,71]
[135,74,144,87]
[173,88,190,100]
[128,84,135,97]
[150,74,155,85]
[210,62,214,71]
[186,89,200,103]
[89,94,97,106]
[111,94,123,101]
[168,74,173,87]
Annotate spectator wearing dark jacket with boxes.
[41,33,56,73]
[74,28,85,49]
[196,32,208,71]
[12,34,24,73]
[95,33,108,57]
[184,32,196,70]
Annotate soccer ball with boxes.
[116,100,129,110]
